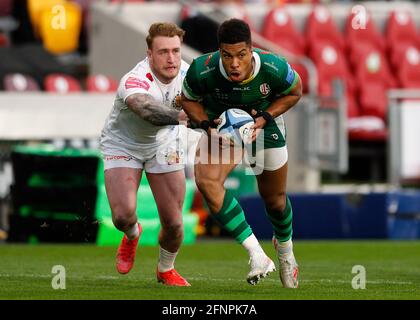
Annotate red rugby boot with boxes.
[156,268,191,286]
[116,223,142,274]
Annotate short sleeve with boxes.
[281,62,299,95]
[118,73,153,103]
[182,59,204,101]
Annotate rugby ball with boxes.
[216,108,254,145]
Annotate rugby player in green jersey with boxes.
[181,19,302,288]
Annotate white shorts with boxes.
[101,126,202,173]
[244,146,288,173]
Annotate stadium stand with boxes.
[3,73,40,91]
[397,46,420,89]
[86,74,118,93]
[385,11,420,70]
[44,73,82,93]
[312,45,357,117]
[344,10,386,68]
[305,6,345,60]
[261,7,306,57]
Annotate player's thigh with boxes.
[146,170,186,225]
[256,163,288,197]
[256,147,289,208]
[104,167,142,216]
[194,134,242,187]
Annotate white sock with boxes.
[125,223,139,241]
[158,247,178,272]
[242,234,265,257]
[276,238,293,256]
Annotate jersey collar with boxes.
[219,51,261,84]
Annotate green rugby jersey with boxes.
[182,48,299,148]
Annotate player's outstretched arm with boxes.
[126,93,182,126]
[180,93,210,127]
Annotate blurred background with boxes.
[0,0,420,247]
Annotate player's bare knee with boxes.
[196,176,220,198]
[112,206,137,231]
[162,221,184,239]
[264,193,287,213]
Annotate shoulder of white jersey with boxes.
[118,58,154,98]
[126,58,151,78]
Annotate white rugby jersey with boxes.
[100,58,189,159]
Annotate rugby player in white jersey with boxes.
[100,22,192,286]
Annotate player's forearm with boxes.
[266,93,301,118]
[266,76,303,118]
[181,94,208,124]
[126,94,180,126]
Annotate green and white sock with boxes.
[213,190,253,244]
[266,195,293,242]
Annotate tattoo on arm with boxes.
[126,94,179,126]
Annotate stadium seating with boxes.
[44,73,82,93]
[39,2,82,55]
[398,47,420,89]
[313,46,357,118]
[86,74,118,93]
[355,51,396,121]
[3,73,40,92]
[261,7,306,57]
[385,11,420,70]
[305,6,345,59]
[344,11,386,68]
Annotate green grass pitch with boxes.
[0,240,419,300]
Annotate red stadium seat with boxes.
[305,6,345,58]
[44,74,82,93]
[386,11,420,69]
[261,8,306,57]
[345,11,386,67]
[356,51,396,121]
[398,47,420,89]
[315,46,357,118]
[290,62,309,94]
[3,73,40,92]
[86,74,118,93]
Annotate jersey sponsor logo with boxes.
[200,67,215,75]
[260,50,271,55]
[125,76,150,90]
[286,63,295,85]
[233,87,250,91]
[104,155,133,161]
[146,73,154,82]
[264,62,279,71]
[260,83,271,95]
